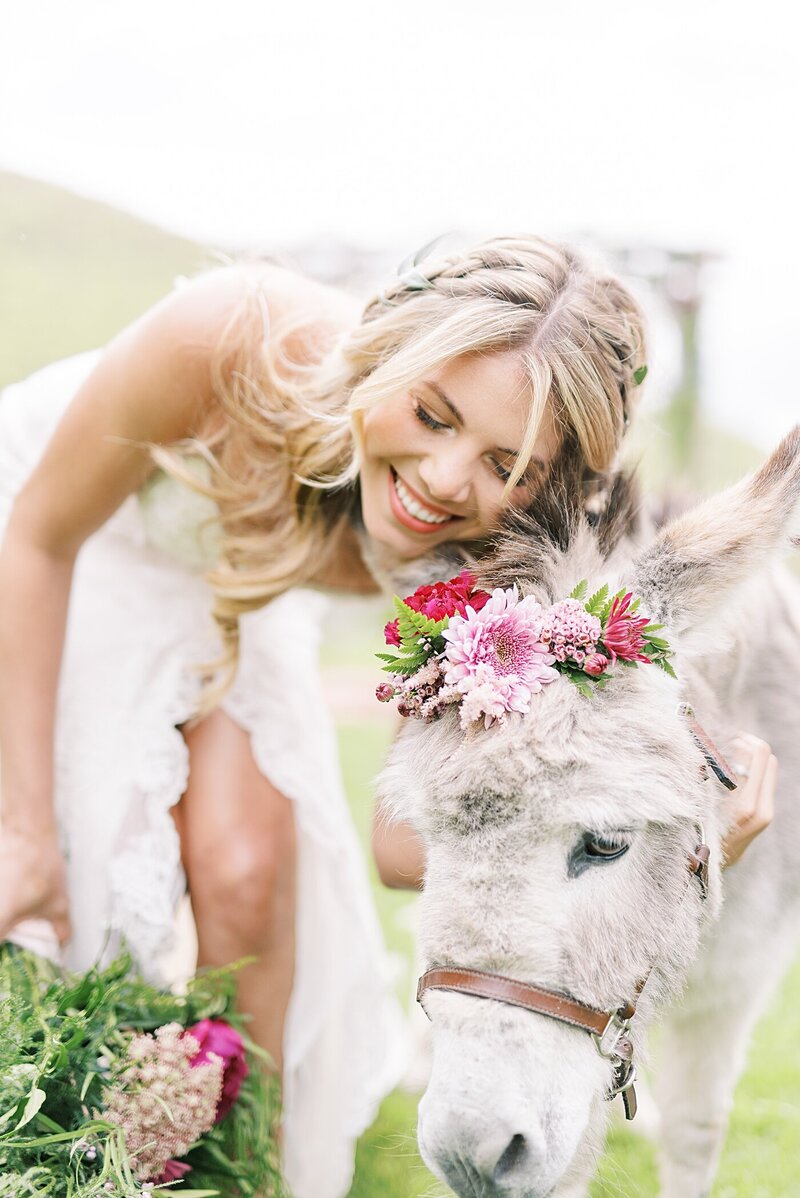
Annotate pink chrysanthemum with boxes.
[603,592,652,664]
[442,587,558,728]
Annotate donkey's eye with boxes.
[585,834,630,860]
[568,832,630,877]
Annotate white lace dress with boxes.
[0,349,405,1198]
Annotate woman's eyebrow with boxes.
[423,379,544,467]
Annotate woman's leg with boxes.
[173,708,297,1073]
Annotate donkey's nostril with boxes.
[492,1131,530,1182]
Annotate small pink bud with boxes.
[375,683,396,702]
[583,652,609,677]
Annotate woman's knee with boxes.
[187,797,297,923]
[177,709,298,927]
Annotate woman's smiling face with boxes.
[358,350,561,558]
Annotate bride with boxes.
[0,235,775,1196]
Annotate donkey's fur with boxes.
[378,429,800,1198]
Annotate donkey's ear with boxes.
[632,427,800,639]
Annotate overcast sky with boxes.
[1,0,797,444]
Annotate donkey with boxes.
[376,428,800,1197]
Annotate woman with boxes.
[0,236,775,1196]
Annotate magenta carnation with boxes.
[186,1019,249,1122]
[384,569,491,645]
[383,620,401,647]
[155,1159,193,1183]
[442,587,558,728]
[602,592,652,664]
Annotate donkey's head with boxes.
[378,429,800,1198]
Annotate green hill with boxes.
[0,170,216,386]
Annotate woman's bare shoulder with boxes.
[183,260,363,340]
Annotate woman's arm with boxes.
[371,809,425,890]
[0,266,264,938]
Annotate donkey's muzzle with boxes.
[420,1107,554,1197]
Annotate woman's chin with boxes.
[363,512,444,560]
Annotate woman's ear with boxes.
[631,427,800,642]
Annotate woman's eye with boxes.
[491,458,530,488]
[414,402,449,431]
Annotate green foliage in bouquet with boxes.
[0,943,288,1197]
[375,597,449,677]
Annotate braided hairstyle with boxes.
[347,235,647,492]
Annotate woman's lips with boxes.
[388,468,460,534]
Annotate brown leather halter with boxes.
[416,710,729,1121]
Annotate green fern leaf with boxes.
[393,597,450,644]
[586,583,609,615]
[565,671,595,697]
[569,579,589,601]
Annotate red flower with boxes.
[602,593,651,664]
[186,1019,249,1122]
[384,570,491,645]
[383,620,402,647]
[154,1159,193,1183]
[375,683,396,702]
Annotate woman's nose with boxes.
[418,450,473,507]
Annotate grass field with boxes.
[3,170,799,1195]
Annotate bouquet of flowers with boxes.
[0,938,287,1197]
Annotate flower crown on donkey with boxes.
[376,568,674,731]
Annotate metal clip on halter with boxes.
[608,1056,638,1120]
[593,1002,638,1120]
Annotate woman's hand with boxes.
[722,733,778,866]
[0,827,72,945]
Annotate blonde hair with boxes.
[155,235,647,705]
